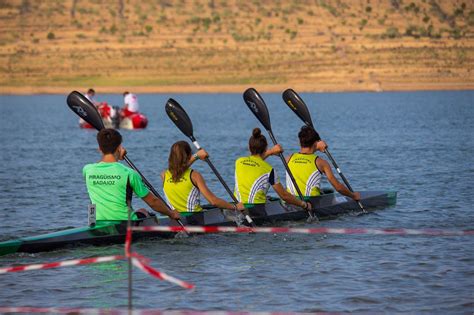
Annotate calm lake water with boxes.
[0,91,473,313]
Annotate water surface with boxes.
[0,91,473,313]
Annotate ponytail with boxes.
[168,141,192,182]
[249,128,267,155]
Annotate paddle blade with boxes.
[282,89,314,128]
[165,98,195,140]
[243,88,272,131]
[67,91,105,130]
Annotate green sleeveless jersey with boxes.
[286,153,321,197]
[163,169,202,212]
[82,162,150,221]
[234,155,279,205]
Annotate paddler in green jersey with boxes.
[162,141,245,212]
[234,128,312,210]
[83,128,181,221]
[286,126,360,201]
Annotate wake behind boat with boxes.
[0,190,396,256]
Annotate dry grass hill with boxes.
[0,0,473,93]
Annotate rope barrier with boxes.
[0,307,328,314]
[0,251,195,290]
[1,224,471,307]
[132,257,195,290]
[0,255,124,274]
[131,225,474,236]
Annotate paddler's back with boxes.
[83,162,149,220]
[163,168,203,212]
[234,155,276,205]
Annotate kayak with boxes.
[0,190,397,256]
[79,102,148,130]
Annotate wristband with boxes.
[192,153,199,161]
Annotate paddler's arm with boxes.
[142,193,181,220]
[117,147,180,219]
[272,183,311,209]
[316,140,328,152]
[188,148,208,166]
[262,144,283,160]
[191,171,245,211]
[316,158,360,201]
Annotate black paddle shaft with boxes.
[186,137,237,203]
[165,98,239,203]
[165,98,256,226]
[324,149,353,191]
[267,131,305,200]
[192,139,257,225]
[204,157,239,203]
[324,149,365,211]
[243,88,314,219]
[124,157,191,232]
[192,138,256,226]
[123,156,166,202]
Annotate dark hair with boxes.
[168,141,192,182]
[97,128,122,154]
[298,126,320,147]
[87,88,95,94]
[123,91,129,97]
[249,128,267,155]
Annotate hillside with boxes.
[0,0,473,93]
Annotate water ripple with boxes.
[0,92,473,313]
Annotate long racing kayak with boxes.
[0,190,396,256]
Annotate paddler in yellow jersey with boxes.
[286,126,360,201]
[83,128,181,221]
[162,141,245,212]
[234,128,312,210]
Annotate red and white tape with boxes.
[125,227,193,289]
[125,225,132,256]
[0,307,112,314]
[0,255,123,274]
[0,307,330,314]
[132,257,195,290]
[132,225,474,236]
[0,253,194,290]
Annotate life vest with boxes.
[286,153,321,197]
[163,169,202,212]
[234,155,278,205]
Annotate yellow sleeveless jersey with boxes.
[286,153,321,197]
[163,169,202,212]
[234,155,278,204]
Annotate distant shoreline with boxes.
[1,82,473,95]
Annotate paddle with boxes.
[242,88,317,221]
[282,88,366,213]
[165,98,256,227]
[66,91,189,231]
